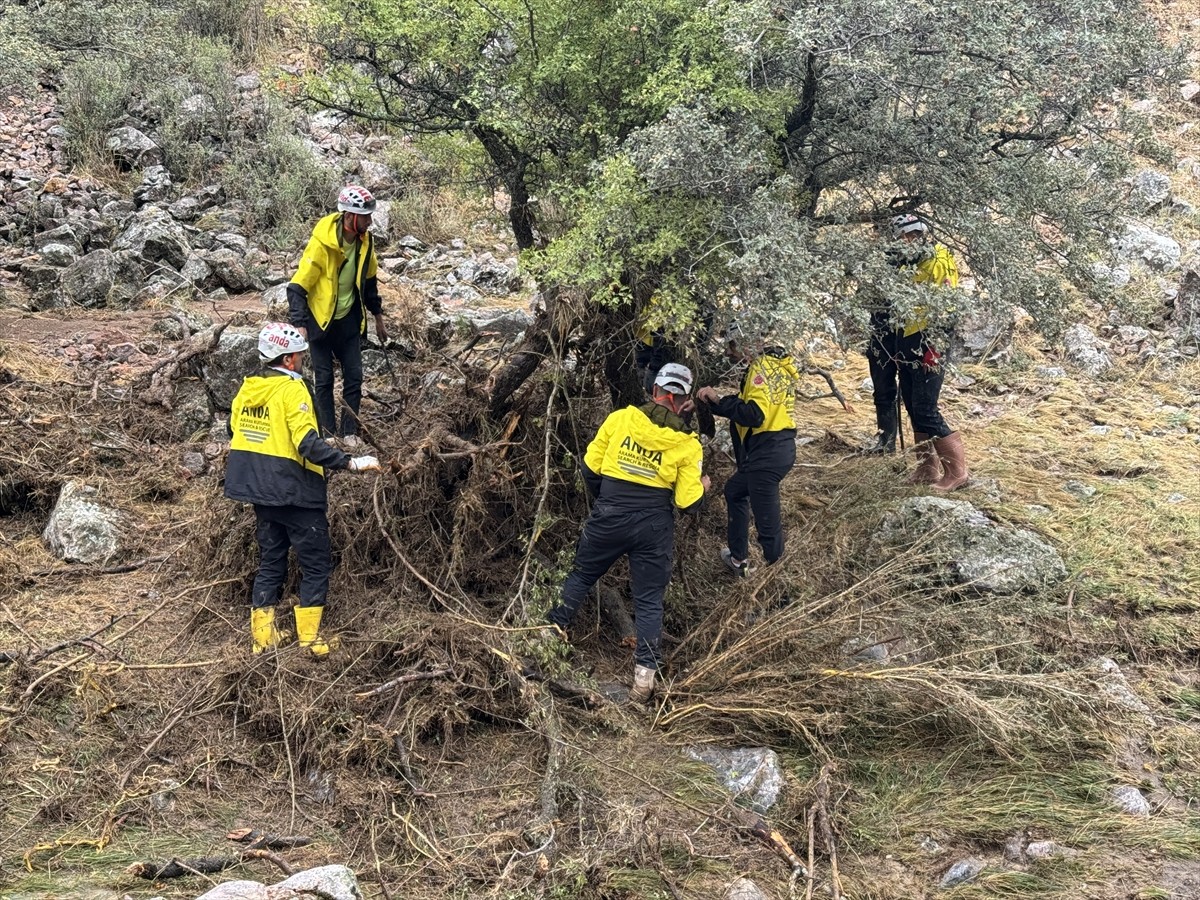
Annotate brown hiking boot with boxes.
[906,432,942,485]
[930,432,970,492]
[628,665,657,704]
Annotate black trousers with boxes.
[549,502,673,669]
[252,504,332,608]
[725,437,795,565]
[867,329,950,438]
[310,309,364,437]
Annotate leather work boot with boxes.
[250,607,284,654]
[628,665,657,704]
[294,605,339,657]
[905,432,942,485]
[930,432,970,492]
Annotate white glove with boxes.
[348,455,380,472]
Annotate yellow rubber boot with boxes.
[294,605,337,657]
[250,607,283,654]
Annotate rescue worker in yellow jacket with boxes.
[547,363,710,703]
[226,323,381,656]
[697,325,798,577]
[867,214,969,491]
[286,185,388,447]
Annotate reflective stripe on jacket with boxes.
[582,404,705,511]
[287,213,381,337]
[225,370,350,508]
[712,352,798,467]
[903,243,959,336]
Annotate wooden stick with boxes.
[353,668,454,700]
[240,848,295,875]
[126,856,238,880]
[391,734,435,799]
[814,763,842,900]
[0,616,125,666]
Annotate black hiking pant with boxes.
[311,308,364,438]
[252,504,332,608]
[867,329,950,439]
[549,502,674,669]
[725,435,795,565]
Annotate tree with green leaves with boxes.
[303,0,1167,408]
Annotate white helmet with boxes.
[890,213,929,239]
[654,362,694,395]
[258,322,309,361]
[337,184,376,214]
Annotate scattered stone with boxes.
[1172,269,1200,345]
[950,305,1014,362]
[1063,480,1096,499]
[1167,493,1187,504]
[194,880,267,900]
[112,208,192,270]
[180,254,214,286]
[1035,365,1066,380]
[202,330,261,410]
[726,877,770,900]
[1112,785,1151,817]
[148,778,182,812]
[56,249,143,308]
[1129,170,1171,211]
[872,497,1067,594]
[1063,324,1113,377]
[202,247,264,293]
[1094,657,1151,717]
[1182,81,1200,103]
[918,834,941,854]
[262,283,290,319]
[1089,425,1112,435]
[1025,504,1052,517]
[43,482,123,564]
[133,165,173,207]
[234,72,261,92]
[1115,221,1181,271]
[684,746,784,814]
[105,125,163,170]
[1026,840,1078,860]
[1092,261,1132,287]
[860,377,874,393]
[194,866,361,900]
[170,381,215,440]
[38,242,78,267]
[939,858,984,888]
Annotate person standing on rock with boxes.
[865,214,969,491]
[697,323,798,578]
[546,363,710,703]
[225,323,381,656]
[287,184,388,449]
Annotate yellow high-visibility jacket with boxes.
[583,404,705,511]
[287,213,382,337]
[225,370,349,508]
[903,243,959,336]
[710,351,799,467]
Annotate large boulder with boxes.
[1062,323,1113,377]
[685,746,784,813]
[1129,169,1172,212]
[872,497,1067,595]
[56,249,144,308]
[202,329,261,410]
[112,208,192,271]
[105,126,163,170]
[43,482,123,564]
[194,865,362,900]
[1115,221,1181,272]
[201,247,265,293]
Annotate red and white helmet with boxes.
[258,322,309,361]
[337,184,376,215]
[890,213,929,239]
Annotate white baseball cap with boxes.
[654,362,694,395]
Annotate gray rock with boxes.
[1117,325,1152,345]
[368,198,392,244]
[21,264,64,304]
[180,254,214,286]
[1092,261,1132,287]
[397,234,425,250]
[100,199,137,223]
[1063,324,1113,377]
[203,248,264,292]
[1035,365,1066,380]
[684,746,784,813]
[1094,657,1151,716]
[133,165,173,207]
[57,249,144,308]
[153,307,214,341]
[860,376,874,393]
[458,306,533,336]
[1063,480,1096,499]
[34,223,84,255]
[1182,81,1200,103]
[43,482,122,564]
[1129,170,1172,211]
[39,242,79,267]
[1167,492,1188,504]
[273,866,362,900]
[1025,840,1077,860]
[234,72,261,92]
[1112,785,1151,817]
[1116,221,1181,271]
[1172,269,1200,345]
[202,330,261,410]
[179,93,216,127]
[170,380,215,440]
[169,196,201,222]
[726,877,770,900]
[196,184,227,211]
[112,208,191,270]
[263,283,289,319]
[194,881,267,900]
[939,858,984,888]
[872,497,1067,594]
[950,306,1014,363]
[105,125,163,170]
